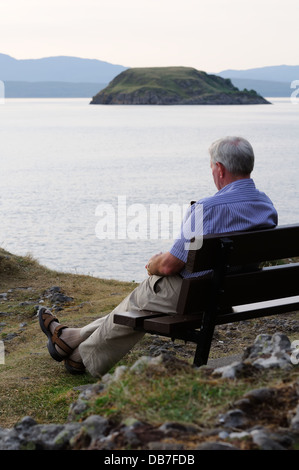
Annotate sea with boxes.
[0,97,298,283]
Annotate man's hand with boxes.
[145,252,185,277]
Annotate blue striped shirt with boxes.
[170,178,278,278]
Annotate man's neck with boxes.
[219,174,251,190]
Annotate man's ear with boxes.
[216,162,225,179]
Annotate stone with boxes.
[130,354,163,371]
[196,441,239,450]
[212,361,244,379]
[214,333,295,378]
[244,333,293,369]
[243,387,277,403]
[158,421,200,435]
[218,409,248,429]
[290,404,299,430]
[251,429,287,450]
[79,415,109,444]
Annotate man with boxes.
[39,136,278,376]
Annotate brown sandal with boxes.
[64,357,86,375]
[39,307,74,362]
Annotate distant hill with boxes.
[0,53,127,97]
[90,67,270,105]
[0,53,128,83]
[217,65,299,97]
[218,65,299,82]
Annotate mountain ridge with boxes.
[217,64,299,83]
[216,64,299,97]
[0,54,297,97]
[0,53,128,83]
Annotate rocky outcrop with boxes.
[90,67,270,105]
[92,89,269,105]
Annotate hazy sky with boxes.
[1,0,298,72]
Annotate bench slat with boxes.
[216,299,299,324]
[186,224,299,272]
[143,314,203,335]
[114,310,168,328]
[177,263,299,315]
[222,263,299,306]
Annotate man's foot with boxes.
[64,353,86,375]
[39,307,82,362]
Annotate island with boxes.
[90,66,270,105]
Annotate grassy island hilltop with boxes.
[90,66,270,105]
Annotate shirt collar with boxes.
[216,178,255,195]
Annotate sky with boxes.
[0,0,298,73]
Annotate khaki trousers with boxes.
[78,274,183,377]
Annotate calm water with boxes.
[0,98,299,282]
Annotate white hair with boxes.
[209,136,254,176]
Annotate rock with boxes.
[244,333,293,369]
[43,286,74,305]
[218,409,249,429]
[0,416,80,450]
[130,354,163,371]
[74,415,109,447]
[0,415,110,450]
[212,361,244,379]
[196,441,239,450]
[101,365,127,385]
[243,387,277,404]
[68,383,105,420]
[3,332,18,342]
[290,405,299,430]
[50,292,74,304]
[251,429,287,450]
[213,333,294,378]
[158,421,200,435]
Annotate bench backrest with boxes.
[177,224,299,316]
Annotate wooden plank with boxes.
[176,276,212,315]
[143,314,203,335]
[221,263,299,306]
[177,263,299,315]
[186,224,299,273]
[114,310,168,328]
[216,300,299,325]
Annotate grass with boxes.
[0,247,298,434]
[93,66,242,101]
[67,354,299,432]
[84,366,249,425]
[0,247,135,427]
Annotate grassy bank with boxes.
[0,248,298,435]
[0,248,135,427]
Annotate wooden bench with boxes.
[114,224,299,367]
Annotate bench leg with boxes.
[193,314,216,367]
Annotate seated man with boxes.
[39,136,278,376]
